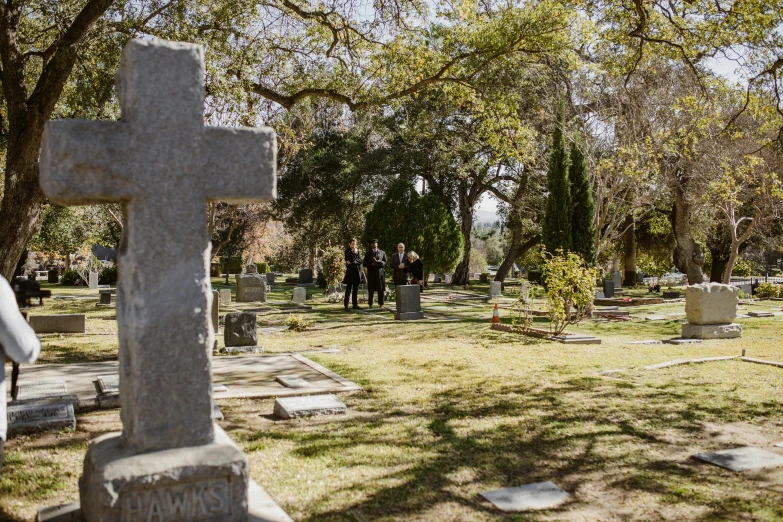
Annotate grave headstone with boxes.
[445,274,452,284]
[682,283,741,339]
[224,312,257,347]
[602,279,615,299]
[39,39,279,521]
[395,284,424,320]
[266,272,276,284]
[612,271,622,289]
[235,265,267,302]
[275,375,311,389]
[433,274,442,283]
[219,288,231,304]
[7,399,76,437]
[28,314,86,334]
[489,281,502,298]
[520,281,530,303]
[748,311,774,318]
[480,482,570,512]
[298,268,314,285]
[16,379,68,400]
[692,446,783,472]
[47,269,59,284]
[88,271,99,290]
[211,289,219,332]
[293,287,307,304]
[739,283,753,297]
[273,394,347,419]
[98,291,112,305]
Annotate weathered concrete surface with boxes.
[685,283,739,325]
[682,322,742,339]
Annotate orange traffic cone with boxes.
[491,303,500,323]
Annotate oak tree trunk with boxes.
[622,214,636,286]
[670,182,705,285]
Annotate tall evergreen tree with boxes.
[542,108,572,253]
[569,142,596,265]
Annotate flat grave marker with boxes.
[628,340,663,345]
[16,379,68,399]
[480,482,570,512]
[748,311,774,318]
[553,334,601,345]
[692,447,783,472]
[274,394,347,419]
[663,338,703,345]
[7,399,76,437]
[27,314,86,334]
[276,375,311,389]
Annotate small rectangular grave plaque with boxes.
[748,311,774,318]
[628,340,663,345]
[553,335,601,345]
[213,384,229,393]
[692,446,783,471]
[276,375,311,389]
[7,400,76,437]
[28,314,86,334]
[274,394,347,419]
[663,338,702,345]
[96,375,119,393]
[16,379,68,400]
[480,482,570,512]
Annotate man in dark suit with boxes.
[363,239,387,308]
[392,243,410,287]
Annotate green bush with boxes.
[755,282,781,299]
[219,256,244,274]
[99,266,118,286]
[210,263,221,277]
[286,314,313,332]
[541,250,597,335]
[254,262,270,273]
[60,269,81,286]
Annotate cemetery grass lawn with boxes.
[3,283,783,520]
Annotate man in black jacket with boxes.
[363,239,387,308]
[391,243,410,287]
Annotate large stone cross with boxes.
[40,40,276,453]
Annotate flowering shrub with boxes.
[541,250,597,335]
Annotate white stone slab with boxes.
[213,384,229,393]
[480,481,570,512]
[692,446,783,471]
[275,375,311,389]
[273,394,347,419]
[662,338,702,345]
[644,315,668,321]
[628,340,663,345]
[292,287,307,304]
[748,311,774,317]
[553,335,601,345]
[16,379,68,399]
[96,375,118,394]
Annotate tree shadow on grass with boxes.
[230,373,783,521]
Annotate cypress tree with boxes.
[542,107,572,253]
[569,141,596,265]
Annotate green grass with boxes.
[3,280,783,520]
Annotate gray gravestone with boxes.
[98,291,112,305]
[298,268,314,285]
[40,39,277,521]
[480,482,570,512]
[273,394,347,419]
[692,447,783,472]
[88,271,99,290]
[275,375,311,389]
[236,267,267,302]
[293,287,307,304]
[16,379,68,399]
[612,271,622,289]
[748,311,774,317]
[27,314,86,334]
[7,399,76,437]
[211,289,219,332]
[602,280,615,299]
[395,284,424,320]
[489,281,502,297]
[224,312,258,347]
[266,272,276,284]
[219,288,231,304]
[48,269,59,284]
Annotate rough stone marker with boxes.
[40,39,290,522]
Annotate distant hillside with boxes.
[475,209,500,225]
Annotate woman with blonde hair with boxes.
[407,251,424,292]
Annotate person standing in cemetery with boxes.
[0,276,41,471]
[343,238,362,309]
[363,239,387,307]
[392,243,410,287]
[408,251,424,292]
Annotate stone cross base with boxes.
[79,425,250,522]
[681,323,742,339]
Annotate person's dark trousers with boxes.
[344,283,359,308]
[369,287,384,307]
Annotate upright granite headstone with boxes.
[219,288,231,304]
[235,263,267,302]
[224,312,257,347]
[47,269,59,284]
[298,268,314,285]
[293,287,307,304]
[489,281,502,297]
[395,284,424,320]
[88,271,99,290]
[602,279,615,299]
[40,39,278,521]
[612,271,622,290]
[681,283,741,339]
